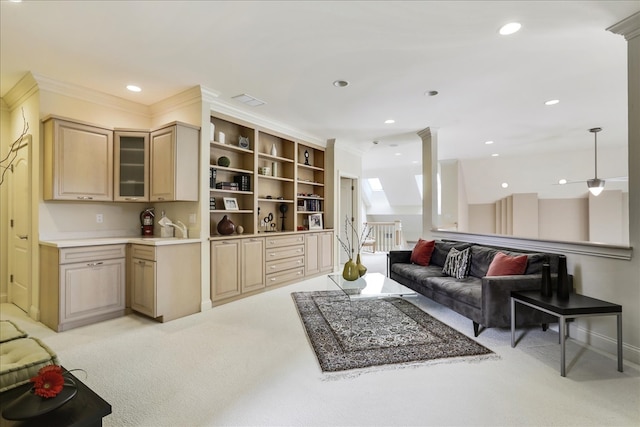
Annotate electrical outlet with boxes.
[96,214,103,223]
[189,213,197,224]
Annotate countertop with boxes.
[40,237,202,248]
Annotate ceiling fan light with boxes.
[587,178,605,196]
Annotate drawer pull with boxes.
[270,253,275,257]
[18,235,28,240]
[138,260,146,265]
[270,266,276,269]
[297,260,302,264]
[124,197,140,201]
[297,271,302,275]
[87,262,104,267]
[270,277,276,282]
[77,196,93,200]
[157,197,165,201]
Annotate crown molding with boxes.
[31,72,150,118]
[149,85,202,118]
[3,72,39,110]
[206,96,325,147]
[607,11,640,41]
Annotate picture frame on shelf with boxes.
[223,197,239,210]
[309,213,323,230]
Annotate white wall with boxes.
[539,198,589,241]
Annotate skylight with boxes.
[368,178,383,191]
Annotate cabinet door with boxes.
[305,233,320,275]
[131,257,157,317]
[150,126,176,201]
[241,238,265,293]
[211,240,241,301]
[59,258,125,324]
[114,131,149,201]
[319,232,334,272]
[44,118,113,201]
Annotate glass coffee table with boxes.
[328,272,417,300]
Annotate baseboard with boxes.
[200,300,213,312]
[571,323,640,365]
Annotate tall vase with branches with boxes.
[336,216,372,279]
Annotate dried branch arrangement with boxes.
[0,108,29,187]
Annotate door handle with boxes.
[18,235,28,240]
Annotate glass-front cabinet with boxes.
[114,130,149,202]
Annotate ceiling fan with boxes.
[555,127,628,196]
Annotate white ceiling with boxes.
[1,1,637,202]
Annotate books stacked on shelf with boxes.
[233,174,251,191]
[209,167,217,188]
[216,182,239,191]
[297,199,322,212]
[209,196,216,210]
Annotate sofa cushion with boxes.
[443,247,471,279]
[0,321,28,343]
[410,239,435,266]
[392,263,445,284]
[0,337,59,392]
[486,252,528,276]
[431,241,472,267]
[428,276,482,309]
[468,245,499,278]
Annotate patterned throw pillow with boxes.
[442,247,471,279]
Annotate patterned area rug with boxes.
[292,291,495,373]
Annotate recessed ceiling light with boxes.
[126,85,141,92]
[501,182,509,188]
[232,93,266,107]
[385,119,395,124]
[395,152,402,156]
[558,179,568,185]
[545,99,560,106]
[485,140,494,145]
[333,80,349,88]
[492,153,499,157]
[424,90,439,96]
[499,22,522,35]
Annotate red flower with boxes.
[30,365,65,398]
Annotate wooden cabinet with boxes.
[150,122,200,202]
[129,243,201,322]
[211,237,265,302]
[43,117,113,201]
[265,234,305,287]
[40,244,126,332]
[305,231,334,276]
[114,130,149,201]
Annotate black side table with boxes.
[511,290,623,377]
[0,368,111,427]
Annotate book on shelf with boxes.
[233,174,251,191]
[297,199,321,212]
[215,182,239,190]
[209,167,217,188]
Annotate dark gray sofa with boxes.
[389,241,572,336]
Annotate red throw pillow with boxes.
[486,252,528,276]
[410,239,435,266]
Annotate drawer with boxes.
[130,244,156,261]
[266,256,304,274]
[265,234,305,248]
[59,244,126,264]
[265,244,304,261]
[266,267,305,287]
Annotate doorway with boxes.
[338,175,358,265]
[8,134,31,313]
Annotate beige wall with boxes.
[0,99,10,302]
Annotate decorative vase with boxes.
[540,263,552,297]
[236,225,244,235]
[342,259,359,281]
[356,253,367,277]
[217,156,230,167]
[557,255,570,299]
[270,143,277,156]
[217,215,235,235]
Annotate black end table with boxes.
[0,368,111,426]
[511,290,623,377]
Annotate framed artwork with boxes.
[309,213,323,230]
[223,197,239,210]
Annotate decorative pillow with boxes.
[410,239,435,266]
[486,252,528,276]
[442,247,471,279]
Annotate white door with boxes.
[8,135,31,313]
[339,176,357,264]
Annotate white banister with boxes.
[364,221,403,252]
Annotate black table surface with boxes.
[0,368,111,427]
[511,290,622,316]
